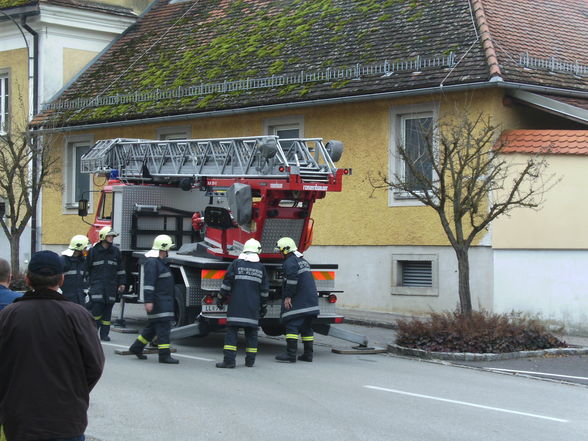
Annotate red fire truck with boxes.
[79,136,349,338]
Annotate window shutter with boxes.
[401,261,432,287]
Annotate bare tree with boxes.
[0,115,60,275]
[375,111,557,315]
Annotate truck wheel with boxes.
[173,285,187,327]
[261,326,285,336]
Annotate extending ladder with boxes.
[81,136,343,183]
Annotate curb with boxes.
[341,317,398,330]
[387,344,588,361]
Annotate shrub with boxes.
[9,273,28,292]
[396,309,567,353]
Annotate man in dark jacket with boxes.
[0,250,104,441]
[86,226,126,341]
[128,234,179,364]
[61,234,90,305]
[215,238,269,368]
[0,259,22,311]
[275,237,319,363]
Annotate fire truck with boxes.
[78,135,349,339]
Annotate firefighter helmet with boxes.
[243,238,262,254]
[152,234,175,251]
[69,235,89,251]
[276,237,297,254]
[99,226,118,241]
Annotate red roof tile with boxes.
[497,130,588,155]
[482,0,588,90]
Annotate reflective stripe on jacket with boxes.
[220,259,269,328]
[60,254,88,305]
[86,243,125,303]
[280,253,319,322]
[143,257,175,321]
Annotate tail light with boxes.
[203,295,214,305]
[218,318,227,325]
[328,294,337,304]
[334,317,343,324]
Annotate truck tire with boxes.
[173,285,187,327]
[261,326,285,336]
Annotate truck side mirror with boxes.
[226,183,252,231]
[204,206,234,230]
[78,199,88,217]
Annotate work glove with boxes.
[259,304,268,318]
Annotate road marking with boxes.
[102,342,215,362]
[364,385,568,423]
[486,368,588,381]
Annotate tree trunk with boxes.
[455,247,472,315]
[10,232,20,277]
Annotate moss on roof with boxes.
[0,0,34,9]
[41,0,491,126]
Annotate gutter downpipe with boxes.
[21,18,39,256]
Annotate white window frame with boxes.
[389,102,439,207]
[391,253,439,297]
[264,115,304,138]
[157,126,191,140]
[64,135,93,212]
[0,73,9,134]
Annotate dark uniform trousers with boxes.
[137,319,172,351]
[285,315,315,347]
[91,303,115,339]
[223,325,258,365]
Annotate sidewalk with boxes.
[337,307,588,348]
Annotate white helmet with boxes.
[69,235,89,251]
[99,226,118,241]
[243,238,262,254]
[152,234,175,251]
[276,237,297,254]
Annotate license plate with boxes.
[202,304,225,312]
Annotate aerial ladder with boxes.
[81,136,348,258]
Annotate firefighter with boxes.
[60,234,90,305]
[215,238,269,368]
[275,237,319,363]
[86,226,126,341]
[128,234,179,364]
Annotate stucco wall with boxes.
[492,154,588,249]
[0,47,29,125]
[494,249,588,335]
[306,245,494,315]
[63,48,99,85]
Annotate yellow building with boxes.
[34,0,588,331]
[0,0,137,267]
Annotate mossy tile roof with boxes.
[36,0,588,127]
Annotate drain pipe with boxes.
[21,18,39,255]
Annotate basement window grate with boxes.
[400,260,432,287]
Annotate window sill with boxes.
[391,286,439,297]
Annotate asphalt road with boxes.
[85,311,588,441]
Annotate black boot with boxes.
[99,323,111,342]
[216,350,236,368]
[129,339,147,360]
[275,339,297,363]
[298,340,313,362]
[159,348,179,364]
[245,355,256,367]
